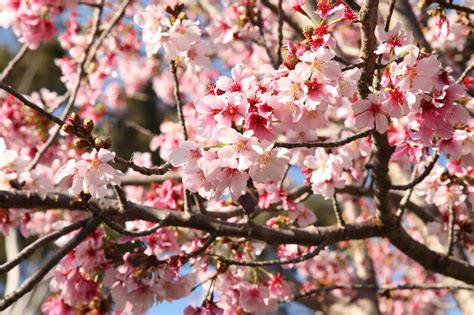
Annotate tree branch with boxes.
[275,129,372,148]
[0,218,89,275]
[0,44,28,82]
[390,153,439,190]
[0,217,101,311]
[211,241,326,267]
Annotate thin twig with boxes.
[276,0,284,66]
[123,120,157,138]
[390,154,439,190]
[1,81,173,177]
[0,218,89,275]
[0,44,28,82]
[88,202,166,237]
[446,205,455,257]
[211,242,326,267]
[0,217,101,311]
[0,82,64,126]
[279,164,291,189]
[275,129,372,148]
[430,0,474,14]
[255,11,278,69]
[27,1,105,171]
[456,62,474,84]
[291,283,474,301]
[395,165,418,218]
[332,194,346,227]
[170,60,188,140]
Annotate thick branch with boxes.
[0,190,385,246]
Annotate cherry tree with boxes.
[0,0,473,314]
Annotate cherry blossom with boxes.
[55,149,121,198]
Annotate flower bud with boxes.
[61,123,75,134]
[74,138,89,149]
[83,118,94,132]
[69,112,81,125]
[103,137,112,149]
[94,137,105,148]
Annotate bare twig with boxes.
[275,129,372,148]
[27,1,104,171]
[170,60,188,140]
[276,0,284,66]
[0,44,28,82]
[0,218,89,275]
[88,202,166,237]
[456,62,474,84]
[291,283,474,301]
[332,194,346,226]
[390,154,439,190]
[395,165,418,218]
[0,217,101,311]
[446,205,455,257]
[0,82,64,126]
[430,0,474,14]
[211,241,326,267]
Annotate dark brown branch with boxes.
[275,129,372,148]
[292,283,474,300]
[0,82,65,126]
[120,173,181,185]
[88,202,166,237]
[446,205,455,257]
[0,44,28,82]
[0,218,89,275]
[260,0,303,37]
[430,0,474,14]
[170,60,189,140]
[0,190,385,247]
[256,11,278,69]
[27,1,104,171]
[390,154,439,190]
[332,194,346,226]
[0,217,101,311]
[276,0,284,66]
[211,241,326,267]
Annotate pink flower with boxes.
[249,145,289,183]
[268,273,291,299]
[170,141,202,172]
[215,64,252,94]
[375,22,413,56]
[304,77,338,110]
[54,149,121,198]
[304,148,346,198]
[239,283,278,313]
[288,204,317,227]
[300,47,341,82]
[215,94,247,127]
[353,94,389,133]
[134,6,201,59]
[274,62,311,105]
[381,86,417,118]
[289,0,306,15]
[14,13,56,49]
